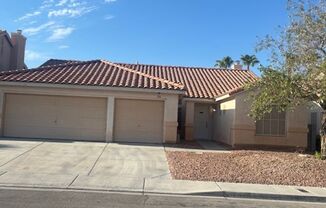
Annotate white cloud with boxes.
[104,15,114,20]
[56,0,69,6]
[58,45,69,49]
[25,50,47,61]
[48,6,96,17]
[17,11,41,21]
[47,27,74,41]
[16,0,106,43]
[40,0,55,9]
[28,20,38,25]
[24,21,55,36]
[104,0,116,3]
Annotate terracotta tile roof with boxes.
[3,59,257,98]
[0,60,185,91]
[117,63,257,99]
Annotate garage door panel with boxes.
[114,99,164,143]
[80,118,106,130]
[4,94,106,141]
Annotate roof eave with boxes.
[214,87,247,102]
[0,81,186,95]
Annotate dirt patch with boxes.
[166,150,326,187]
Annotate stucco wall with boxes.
[213,98,235,146]
[0,84,180,143]
[0,36,12,71]
[232,91,309,148]
[184,101,195,140]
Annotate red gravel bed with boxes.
[166,150,326,187]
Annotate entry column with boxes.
[185,101,194,140]
[105,96,115,142]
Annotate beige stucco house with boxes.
[0,57,310,149]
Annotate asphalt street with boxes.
[0,187,325,208]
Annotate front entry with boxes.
[194,103,212,140]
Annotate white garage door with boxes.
[114,99,164,143]
[4,94,107,141]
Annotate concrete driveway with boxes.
[0,139,171,190]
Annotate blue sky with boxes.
[0,0,288,74]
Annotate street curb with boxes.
[0,184,325,203]
[144,191,326,203]
[222,191,326,203]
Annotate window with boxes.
[255,108,286,136]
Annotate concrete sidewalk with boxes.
[0,172,325,203]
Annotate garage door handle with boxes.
[54,119,57,124]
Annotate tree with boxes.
[215,56,234,68]
[248,0,326,158]
[241,54,260,70]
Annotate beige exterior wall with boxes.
[213,98,235,146]
[0,84,180,143]
[232,91,309,148]
[184,101,195,140]
[163,94,179,143]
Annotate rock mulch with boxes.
[166,150,326,187]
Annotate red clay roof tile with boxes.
[117,63,257,99]
[0,60,185,91]
[0,59,257,98]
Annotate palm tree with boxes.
[215,56,234,68]
[240,55,259,70]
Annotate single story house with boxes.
[0,59,309,148]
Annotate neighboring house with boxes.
[0,30,27,71]
[0,58,309,148]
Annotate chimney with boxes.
[10,29,26,70]
[231,60,242,70]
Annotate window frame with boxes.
[255,108,287,137]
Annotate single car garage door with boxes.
[114,99,164,143]
[3,94,107,141]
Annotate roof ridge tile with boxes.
[101,60,185,90]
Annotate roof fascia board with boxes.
[183,98,215,103]
[215,94,231,102]
[0,81,185,95]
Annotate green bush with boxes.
[315,151,322,160]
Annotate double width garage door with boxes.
[114,99,164,143]
[3,94,164,143]
[3,94,107,141]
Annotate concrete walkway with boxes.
[0,139,326,202]
[0,140,170,179]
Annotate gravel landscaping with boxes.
[166,150,326,187]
